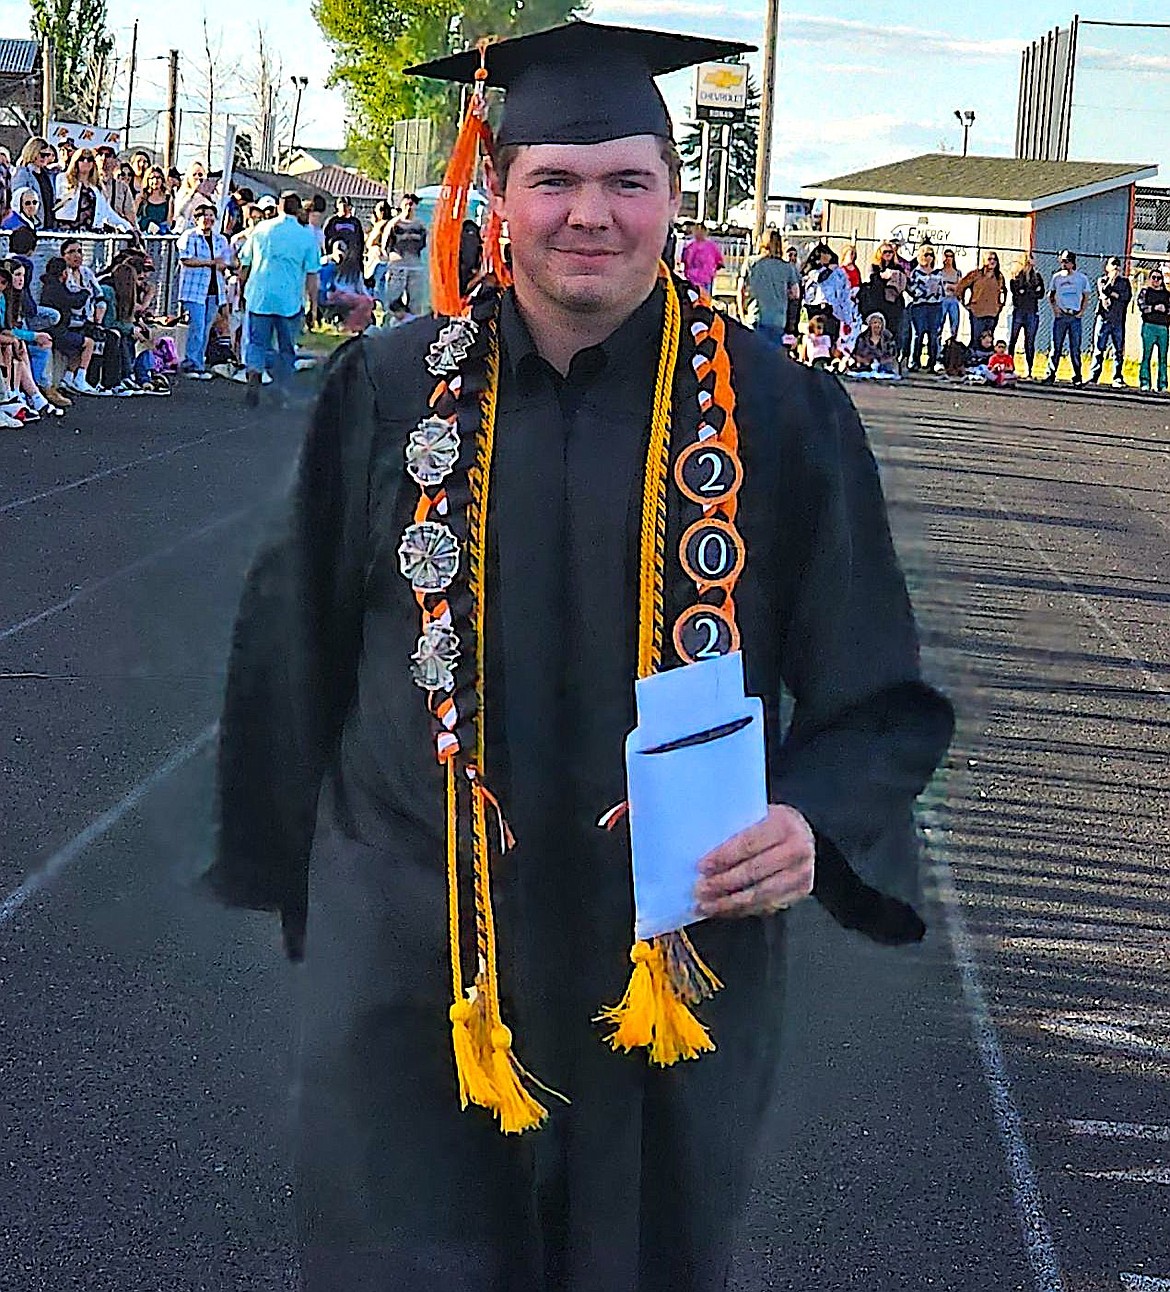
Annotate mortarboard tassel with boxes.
[430,46,494,317]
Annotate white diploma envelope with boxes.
[624,651,768,940]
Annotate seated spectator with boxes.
[848,312,900,377]
[98,253,150,390]
[966,328,995,369]
[6,250,67,407]
[39,256,103,395]
[136,166,174,233]
[0,261,61,418]
[796,314,837,369]
[97,145,137,224]
[319,239,374,331]
[55,148,135,233]
[11,137,57,231]
[0,146,11,224]
[3,185,42,231]
[61,237,129,392]
[963,330,1015,386]
[985,339,1017,386]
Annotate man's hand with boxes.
[694,804,816,918]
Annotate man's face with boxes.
[338,202,352,219]
[491,135,680,319]
[402,198,417,217]
[63,244,82,269]
[197,209,216,231]
[786,248,797,263]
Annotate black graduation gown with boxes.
[206,285,954,1292]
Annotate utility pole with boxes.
[41,35,55,135]
[289,76,308,163]
[752,0,780,241]
[697,121,710,223]
[716,123,731,225]
[123,20,138,141]
[164,49,179,170]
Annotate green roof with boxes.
[805,154,1155,205]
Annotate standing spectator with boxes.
[364,199,394,299]
[1042,249,1092,385]
[905,245,946,372]
[128,149,153,193]
[384,193,429,314]
[96,145,137,224]
[737,228,799,350]
[135,166,174,233]
[172,160,211,232]
[1008,252,1045,377]
[55,148,135,233]
[956,251,1007,343]
[0,146,12,224]
[1137,267,1170,393]
[802,242,861,354]
[306,194,328,264]
[3,186,42,231]
[237,191,319,406]
[323,196,364,266]
[176,202,231,379]
[58,139,76,171]
[938,248,962,342]
[12,138,58,231]
[1087,256,1132,388]
[680,221,723,295]
[840,244,862,294]
[863,241,907,340]
[784,243,802,337]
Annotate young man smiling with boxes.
[208,21,952,1291]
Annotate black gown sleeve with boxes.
[202,338,376,957]
[769,373,954,944]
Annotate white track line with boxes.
[0,724,217,927]
[928,810,1068,1292]
[0,427,239,516]
[1121,1275,1170,1290]
[1068,1121,1170,1142]
[0,506,253,642]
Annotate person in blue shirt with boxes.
[237,190,320,405]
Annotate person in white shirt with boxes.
[1043,249,1092,385]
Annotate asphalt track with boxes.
[0,367,1166,1291]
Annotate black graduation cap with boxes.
[406,21,755,148]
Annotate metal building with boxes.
[802,153,1157,346]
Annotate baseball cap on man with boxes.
[258,194,277,211]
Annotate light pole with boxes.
[954,109,975,157]
[290,76,308,158]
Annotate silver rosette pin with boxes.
[406,416,461,487]
[398,520,460,592]
[410,620,461,692]
[426,318,479,376]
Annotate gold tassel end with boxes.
[450,998,498,1110]
[489,1025,549,1134]
[598,936,718,1066]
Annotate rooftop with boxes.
[803,154,1158,213]
[0,38,38,77]
[294,164,387,200]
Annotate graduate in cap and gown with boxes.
[206,20,954,1291]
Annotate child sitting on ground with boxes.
[966,332,1016,387]
[797,314,838,370]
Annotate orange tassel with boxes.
[430,63,491,317]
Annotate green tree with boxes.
[29,0,114,121]
[679,71,760,219]
[314,0,584,183]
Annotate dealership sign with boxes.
[694,61,748,123]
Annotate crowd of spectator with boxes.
[729,228,1170,393]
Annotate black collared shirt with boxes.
[486,286,666,899]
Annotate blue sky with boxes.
[1,0,1166,187]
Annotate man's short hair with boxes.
[1059,249,1076,264]
[310,194,327,213]
[280,191,302,216]
[337,196,352,208]
[61,238,82,254]
[194,204,216,217]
